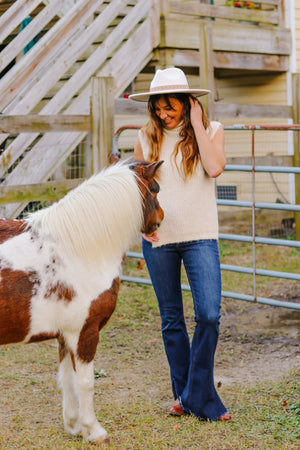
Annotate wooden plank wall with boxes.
[130,0,291,127]
[295,0,300,72]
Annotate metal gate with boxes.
[113,124,300,311]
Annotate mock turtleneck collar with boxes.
[163,121,183,135]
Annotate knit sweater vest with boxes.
[139,121,222,247]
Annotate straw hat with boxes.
[129,67,210,102]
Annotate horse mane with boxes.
[25,162,143,266]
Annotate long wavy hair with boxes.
[144,93,210,180]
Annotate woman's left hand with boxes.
[189,97,204,129]
[189,96,226,178]
[142,232,160,243]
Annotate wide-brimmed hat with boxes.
[129,67,210,102]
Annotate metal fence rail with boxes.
[121,255,300,311]
[113,124,300,311]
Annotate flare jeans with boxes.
[142,238,227,421]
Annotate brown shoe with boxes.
[217,413,232,421]
[169,399,186,416]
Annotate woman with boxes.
[129,67,231,422]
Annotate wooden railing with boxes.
[168,0,283,26]
[0,76,114,213]
[0,0,160,217]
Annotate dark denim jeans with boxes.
[142,238,228,421]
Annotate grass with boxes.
[0,243,299,449]
[0,340,299,449]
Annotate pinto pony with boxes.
[0,160,163,444]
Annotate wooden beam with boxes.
[115,98,147,115]
[153,48,289,73]
[213,52,289,72]
[91,76,114,173]
[0,0,62,74]
[163,18,291,56]
[0,0,104,110]
[165,49,199,67]
[0,178,83,204]
[199,22,214,117]
[292,73,300,239]
[0,0,42,44]
[0,114,91,133]
[212,22,291,55]
[215,102,292,119]
[169,2,280,26]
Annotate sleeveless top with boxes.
[138,121,222,248]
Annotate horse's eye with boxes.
[150,180,160,194]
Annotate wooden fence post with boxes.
[291,73,300,240]
[199,21,215,119]
[90,76,114,173]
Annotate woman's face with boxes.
[154,96,184,129]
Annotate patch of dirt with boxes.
[215,297,300,386]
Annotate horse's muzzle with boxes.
[143,220,162,236]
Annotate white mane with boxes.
[26,162,143,266]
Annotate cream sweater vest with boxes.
[139,121,222,247]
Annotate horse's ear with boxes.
[143,160,164,179]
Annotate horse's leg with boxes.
[58,336,80,436]
[74,277,120,443]
[74,357,109,443]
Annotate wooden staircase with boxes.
[0,0,160,217]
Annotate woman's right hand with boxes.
[142,232,160,243]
